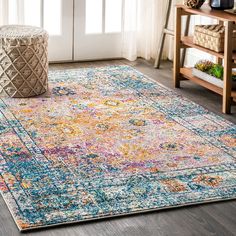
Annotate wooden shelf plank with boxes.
[180,67,236,99]
[177,5,236,23]
[181,36,236,60]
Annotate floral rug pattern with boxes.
[0,66,236,231]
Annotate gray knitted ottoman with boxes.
[0,25,49,98]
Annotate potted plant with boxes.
[192,60,236,88]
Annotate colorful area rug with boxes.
[0,66,236,231]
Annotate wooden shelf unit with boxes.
[174,5,236,114]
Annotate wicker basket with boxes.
[194,24,236,52]
[0,25,49,98]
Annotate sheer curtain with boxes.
[121,0,216,65]
[0,0,41,26]
[122,0,176,61]
[0,0,8,25]
[0,0,22,25]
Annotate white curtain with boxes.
[122,0,179,61]
[0,0,25,26]
[0,0,8,25]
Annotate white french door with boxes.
[1,0,73,62]
[74,0,123,60]
[1,0,124,61]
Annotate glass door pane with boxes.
[86,0,103,34]
[74,0,124,60]
[44,0,62,35]
[8,0,18,24]
[24,0,41,27]
[44,0,73,61]
[105,0,122,33]
[3,0,73,62]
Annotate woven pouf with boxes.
[0,25,49,98]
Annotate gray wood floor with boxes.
[0,59,235,236]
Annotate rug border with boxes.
[1,65,236,232]
[1,191,236,232]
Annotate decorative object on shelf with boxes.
[193,60,236,88]
[184,0,205,8]
[209,0,234,10]
[194,24,236,52]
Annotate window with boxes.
[86,0,122,34]
[7,0,62,35]
[44,0,62,35]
